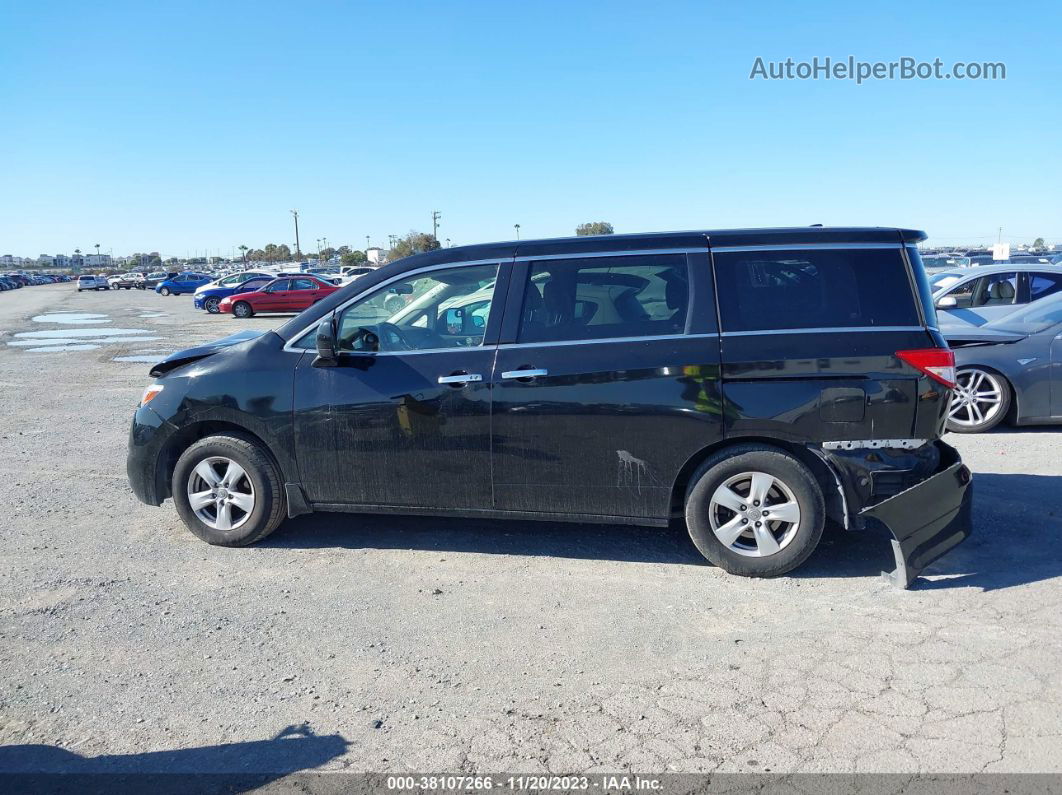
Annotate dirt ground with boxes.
[1,283,1060,775]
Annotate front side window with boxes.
[336,263,499,352]
[973,272,1018,306]
[713,248,919,332]
[517,254,688,343]
[264,279,291,292]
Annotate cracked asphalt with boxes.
[1,284,1060,775]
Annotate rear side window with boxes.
[517,254,689,343]
[1030,273,1062,301]
[291,278,317,290]
[712,248,919,332]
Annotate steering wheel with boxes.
[375,322,414,351]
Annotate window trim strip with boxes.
[513,247,706,262]
[720,326,925,337]
[709,242,903,253]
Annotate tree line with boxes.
[235,221,616,267]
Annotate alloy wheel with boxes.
[708,471,801,557]
[204,297,221,314]
[949,368,1004,429]
[186,456,255,531]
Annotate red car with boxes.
[219,276,339,318]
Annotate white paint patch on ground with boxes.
[14,327,154,340]
[22,343,101,353]
[31,313,111,325]
[112,355,168,363]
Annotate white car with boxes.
[76,275,108,291]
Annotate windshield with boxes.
[929,272,963,291]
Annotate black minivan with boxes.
[128,227,972,587]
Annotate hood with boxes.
[943,328,1028,347]
[149,330,266,377]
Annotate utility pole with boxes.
[998,227,1003,244]
[432,210,441,241]
[445,238,451,248]
[366,235,371,251]
[514,224,520,240]
[291,210,301,258]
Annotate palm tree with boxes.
[238,245,248,265]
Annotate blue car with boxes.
[193,276,274,314]
[156,272,211,296]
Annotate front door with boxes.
[491,251,723,520]
[257,279,292,312]
[294,261,505,509]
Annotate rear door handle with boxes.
[438,373,483,385]
[501,368,548,380]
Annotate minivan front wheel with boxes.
[685,445,824,578]
[171,434,285,546]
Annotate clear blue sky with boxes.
[2,0,1060,258]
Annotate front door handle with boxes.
[501,368,548,380]
[438,372,483,385]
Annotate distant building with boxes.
[83,254,112,268]
[0,254,25,267]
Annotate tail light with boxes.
[895,348,956,388]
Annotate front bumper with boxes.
[860,441,973,588]
[193,296,206,309]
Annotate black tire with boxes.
[171,433,286,546]
[159,287,171,296]
[685,444,825,578]
[233,301,253,318]
[204,297,221,314]
[946,367,1011,434]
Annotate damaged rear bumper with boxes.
[859,441,973,588]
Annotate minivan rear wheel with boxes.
[171,434,286,546]
[685,445,825,578]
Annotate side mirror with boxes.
[313,317,339,367]
[936,295,958,309]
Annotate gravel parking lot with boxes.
[2,283,1061,776]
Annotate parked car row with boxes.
[2,272,73,290]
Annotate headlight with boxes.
[140,384,164,406]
